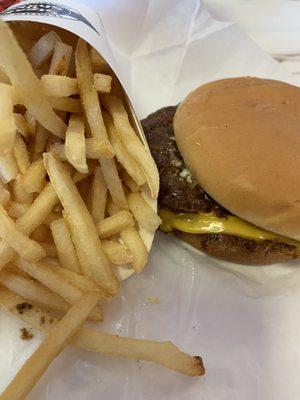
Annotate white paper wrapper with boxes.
[1,1,300,399]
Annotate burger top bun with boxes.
[174,77,300,241]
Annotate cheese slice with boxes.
[159,209,300,248]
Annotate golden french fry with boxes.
[51,138,113,161]
[7,201,28,219]
[0,287,205,377]
[13,113,30,139]
[44,152,119,293]
[0,271,70,313]
[15,258,102,321]
[23,159,46,193]
[0,21,66,138]
[108,204,148,272]
[93,73,112,93]
[75,39,113,156]
[41,242,58,257]
[0,185,10,207]
[0,83,16,155]
[35,124,50,154]
[12,175,33,204]
[0,290,101,400]
[121,169,139,192]
[0,203,45,262]
[41,75,78,97]
[24,110,37,136]
[100,157,128,210]
[0,152,19,183]
[49,96,82,113]
[13,134,30,174]
[49,41,73,76]
[101,240,133,264]
[28,31,62,68]
[50,218,80,273]
[52,264,107,297]
[90,166,107,223]
[65,114,88,173]
[119,227,148,272]
[0,183,58,270]
[104,111,146,186]
[89,48,109,72]
[102,94,159,197]
[97,211,134,239]
[85,137,112,158]
[127,192,161,231]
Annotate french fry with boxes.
[50,218,80,273]
[23,159,46,193]
[0,271,70,313]
[85,137,112,159]
[104,111,146,186]
[0,67,9,84]
[49,96,82,113]
[100,157,128,210]
[14,113,30,139]
[65,114,88,173]
[0,83,16,155]
[93,73,112,93]
[13,134,30,174]
[90,166,107,223]
[121,169,139,192]
[0,185,10,207]
[44,152,119,293]
[0,21,66,138]
[0,290,101,400]
[102,94,159,197]
[0,153,19,183]
[0,183,58,270]
[127,192,162,231]
[7,201,29,219]
[97,211,134,239]
[51,138,113,161]
[41,242,58,257]
[24,110,37,136]
[35,124,50,154]
[52,265,106,296]
[89,48,109,72]
[28,31,62,68]
[41,75,78,97]
[108,203,148,272]
[102,240,133,264]
[15,258,102,321]
[12,175,33,204]
[0,287,205,377]
[119,227,148,272]
[0,203,45,262]
[75,39,113,156]
[49,41,73,76]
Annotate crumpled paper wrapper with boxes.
[1,1,300,399]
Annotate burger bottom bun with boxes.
[175,231,299,266]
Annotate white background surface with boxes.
[1,1,300,399]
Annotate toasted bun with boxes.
[176,232,298,265]
[174,77,300,241]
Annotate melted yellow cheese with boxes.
[159,209,300,248]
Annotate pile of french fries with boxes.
[0,20,204,399]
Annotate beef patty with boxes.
[141,106,299,265]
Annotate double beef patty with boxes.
[141,106,298,265]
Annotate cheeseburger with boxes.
[142,77,300,265]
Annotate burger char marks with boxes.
[141,106,229,217]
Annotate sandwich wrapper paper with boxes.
[1,0,300,399]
